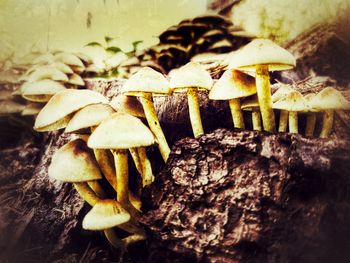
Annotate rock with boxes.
[141,128,350,263]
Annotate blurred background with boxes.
[0,0,348,66]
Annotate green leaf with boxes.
[105,36,114,44]
[105,46,123,54]
[85,41,102,47]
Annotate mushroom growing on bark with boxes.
[121,67,171,161]
[34,89,108,131]
[304,93,319,137]
[273,90,309,134]
[309,87,350,138]
[169,62,213,137]
[241,95,262,131]
[27,66,69,83]
[88,112,155,215]
[209,69,256,129]
[228,39,296,132]
[271,84,294,132]
[21,79,66,103]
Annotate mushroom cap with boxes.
[34,89,108,131]
[48,139,102,182]
[309,87,350,110]
[228,38,296,72]
[27,66,69,82]
[209,69,256,100]
[169,62,213,92]
[88,112,155,149]
[22,79,66,102]
[273,90,310,112]
[55,52,85,68]
[304,93,319,112]
[74,52,93,65]
[271,84,294,103]
[33,53,55,64]
[68,73,85,86]
[121,67,171,96]
[241,95,259,110]
[50,62,74,74]
[110,94,145,118]
[65,103,115,133]
[82,199,131,230]
[0,100,25,114]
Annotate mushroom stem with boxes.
[278,110,288,132]
[87,181,107,199]
[113,150,139,218]
[252,109,262,131]
[305,113,316,137]
[288,111,298,133]
[255,65,276,132]
[320,110,334,138]
[93,149,117,192]
[73,182,100,206]
[229,98,245,129]
[123,233,146,246]
[129,148,142,175]
[187,87,204,138]
[140,94,170,161]
[103,229,124,248]
[138,147,154,186]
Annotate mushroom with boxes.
[121,67,171,161]
[34,89,108,132]
[27,66,69,83]
[273,90,309,133]
[88,112,155,215]
[21,102,44,116]
[241,95,262,131]
[228,39,296,132]
[83,199,145,249]
[67,73,85,86]
[309,87,350,138]
[304,93,318,137]
[209,69,256,129]
[169,62,213,137]
[271,84,294,132]
[21,79,66,103]
[48,139,106,205]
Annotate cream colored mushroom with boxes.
[21,79,66,102]
[241,95,262,131]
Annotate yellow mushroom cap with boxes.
[48,139,102,182]
[82,199,131,230]
[309,87,350,110]
[121,67,171,96]
[34,89,108,132]
[228,38,296,72]
[68,73,85,86]
[110,94,145,118]
[271,84,294,103]
[27,66,69,83]
[209,69,256,100]
[241,95,259,110]
[88,112,155,149]
[273,90,310,112]
[22,79,66,102]
[169,62,213,92]
[54,52,85,68]
[65,103,115,133]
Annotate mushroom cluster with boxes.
[16,51,100,116]
[30,36,350,253]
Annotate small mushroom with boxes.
[273,90,309,133]
[34,89,108,132]
[241,95,262,131]
[309,87,350,138]
[170,62,213,137]
[121,67,171,161]
[67,73,85,86]
[21,79,66,102]
[228,39,296,132]
[110,94,145,118]
[209,69,256,129]
[27,66,69,83]
[54,52,85,68]
[88,112,155,215]
[21,102,44,116]
[304,93,318,137]
[48,139,106,205]
[271,84,294,132]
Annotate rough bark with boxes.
[141,128,350,263]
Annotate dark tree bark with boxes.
[141,129,350,263]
